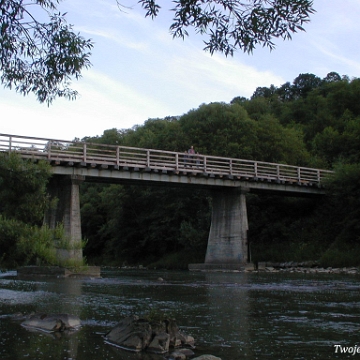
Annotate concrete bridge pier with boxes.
[189,187,249,271]
[44,175,85,264]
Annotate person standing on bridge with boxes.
[188,145,195,166]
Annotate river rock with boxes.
[21,313,81,333]
[147,332,170,353]
[105,315,153,352]
[105,315,195,355]
[168,348,195,358]
[191,356,222,360]
[168,350,187,360]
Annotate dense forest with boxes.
[1,72,360,269]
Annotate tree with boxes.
[251,84,277,99]
[139,0,315,55]
[0,153,51,223]
[0,153,53,267]
[292,73,322,99]
[322,71,341,83]
[1,0,314,103]
[0,0,93,104]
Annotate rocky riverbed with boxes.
[248,261,359,275]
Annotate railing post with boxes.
[175,153,179,171]
[8,136,12,153]
[317,170,321,184]
[146,150,150,167]
[276,164,280,179]
[116,146,120,166]
[254,162,258,177]
[229,159,233,175]
[83,143,87,162]
[203,156,207,172]
[297,167,301,183]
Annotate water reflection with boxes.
[0,270,359,359]
[201,273,251,357]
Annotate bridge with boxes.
[0,133,333,269]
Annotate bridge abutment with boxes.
[44,175,85,264]
[189,187,249,271]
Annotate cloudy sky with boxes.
[1,0,360,141]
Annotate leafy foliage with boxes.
[0,0,93,103]
[1,0,315,102]
[0,153,56,267]
[0,153,51,223]
[139,0,315,55]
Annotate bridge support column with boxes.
[44,175,85,264]
[189,187,249,271]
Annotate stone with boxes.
[175,348,195,357]
[151,321,167,335]
[147,332,170,354]
[244,262,255,271]
[192,355,222,360]
[166,319,180,347]
[168,350,187,360]
[105,315,153,352]
[177,331,195,347]
[105,316,195,355]
[21,313,81,333]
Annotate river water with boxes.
[0,269,359,360]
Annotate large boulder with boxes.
[105,315,153,352]
[192,356,222,360]
[105,316,194,355]
[21,313,81,333]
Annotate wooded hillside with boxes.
[1,72,359,268]
[80,72,360,268]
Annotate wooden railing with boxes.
[0,133,333,186]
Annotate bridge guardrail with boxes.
[0,133,333,186]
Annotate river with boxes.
[0,269,359,360]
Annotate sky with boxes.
[1,0,360,141]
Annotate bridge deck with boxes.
[0,133,333,191]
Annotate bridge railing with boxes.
[0,133,333,185]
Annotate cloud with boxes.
[2,0,360,142]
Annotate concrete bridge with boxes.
[0,134,333,269]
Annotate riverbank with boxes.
[104,263,360,275]
[248,261,359,275]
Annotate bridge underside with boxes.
[44,170,323,268]
[51,165,326,196]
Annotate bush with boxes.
[0,216,27,268]
[319,241,360,268]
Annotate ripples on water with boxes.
[0,269,359,360]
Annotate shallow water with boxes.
[0,269,359,359]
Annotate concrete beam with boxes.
[51,167,326,196]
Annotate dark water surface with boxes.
[0,269,359,360]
